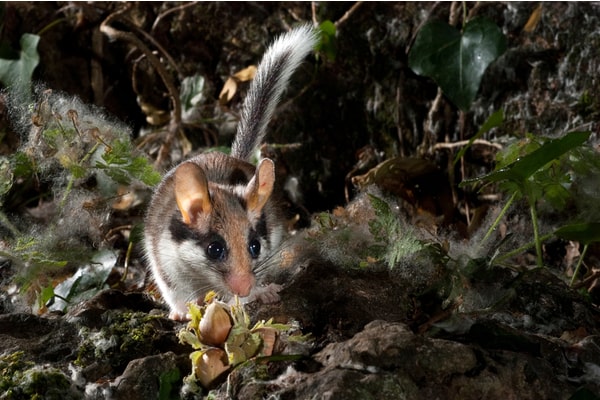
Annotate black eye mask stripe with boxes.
[168,214,226,249]
[255,212,268,241]
[169,214,197,244]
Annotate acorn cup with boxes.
[199,302,233,347]
[255,327,278,357]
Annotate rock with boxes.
[0,313,79,365]
[265,320,593,399]
[85,352,189,400]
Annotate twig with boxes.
[91,29,104,106]
[419,88,444,156]
[151,1,198,35]
[335,2,364,28]
[449,1,462,26]
[130,23,183,80]
[395,85,405,157]
[432,139,503,151]
[99,5,184,165]
[572,268,600,290]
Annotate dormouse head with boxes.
[173,158,276,298]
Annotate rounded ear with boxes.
[245,158,275,214]
[174,162,212,224]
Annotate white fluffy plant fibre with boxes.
[10,86,133,192]
[306,187,424,270]
[4,86,138,264]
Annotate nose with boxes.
[227,272,255,297]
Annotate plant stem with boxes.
[59,140,102,210]
[37,17,67,36]
[494,232,553,265]
[529,202,543,268]
[59,175,75,210]
[480,191,517,246]
[0,210,20,237]
[569,243,589,287]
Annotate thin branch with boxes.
[335,2,364,28]
[130,24,183,80]
[99,5,185,165]
[419,88,444,156]
[151,1,199,34]
[432,139,503,151]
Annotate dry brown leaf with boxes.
[111,186,138,210]
[233,65,257,82]
[523,3,543,33]
[219,65,257,104]
[218,76,238,104]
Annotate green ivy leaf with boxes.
[408,18,507,111]
[180,74,206,112]
[317,20,337,61]
[463,131,591,186]
[555,223,600,245]
[0,33,40,101]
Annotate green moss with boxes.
[0,351,79,399]
[19,367,72,398]
[76,311,163,370]
[0,351,34,392]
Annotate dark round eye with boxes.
[206,241,226,260]
[248,239,261,259]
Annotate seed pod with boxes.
[199,303,233,346]
[195,348,230,388]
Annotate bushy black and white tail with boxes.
[231,24,318,161]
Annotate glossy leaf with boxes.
[409,18,507,111]
[318,20,337,61]
[555,223,600,245]
[0,33,39,101]
[463,131,591,185]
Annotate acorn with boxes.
[195,348,230,388]
[199,303,233,347]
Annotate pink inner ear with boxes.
[174,162,212,224]
[246,159,275,213]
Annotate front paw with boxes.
[240,283,282,304]
[256,283,283,304]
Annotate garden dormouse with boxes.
[144,25,318,320]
